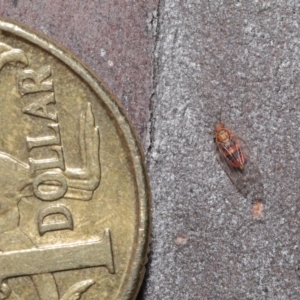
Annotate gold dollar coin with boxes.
[0,18,150,299]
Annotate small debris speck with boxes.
[174,233,189,246]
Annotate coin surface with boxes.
[0,18,150,300]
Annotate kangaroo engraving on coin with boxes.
[0,19,150,300]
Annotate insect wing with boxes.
[216,150,249,197]
[216,136,264,202]
[217,134,246,169]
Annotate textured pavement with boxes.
[2,1,300,299]
[144,1,300,299]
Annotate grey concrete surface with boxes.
[143,1,300,299]
[2,1,300,299]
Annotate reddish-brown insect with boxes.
[214,123,246,170]
[214,123,264,216]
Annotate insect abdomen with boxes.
[224,144,246,169]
